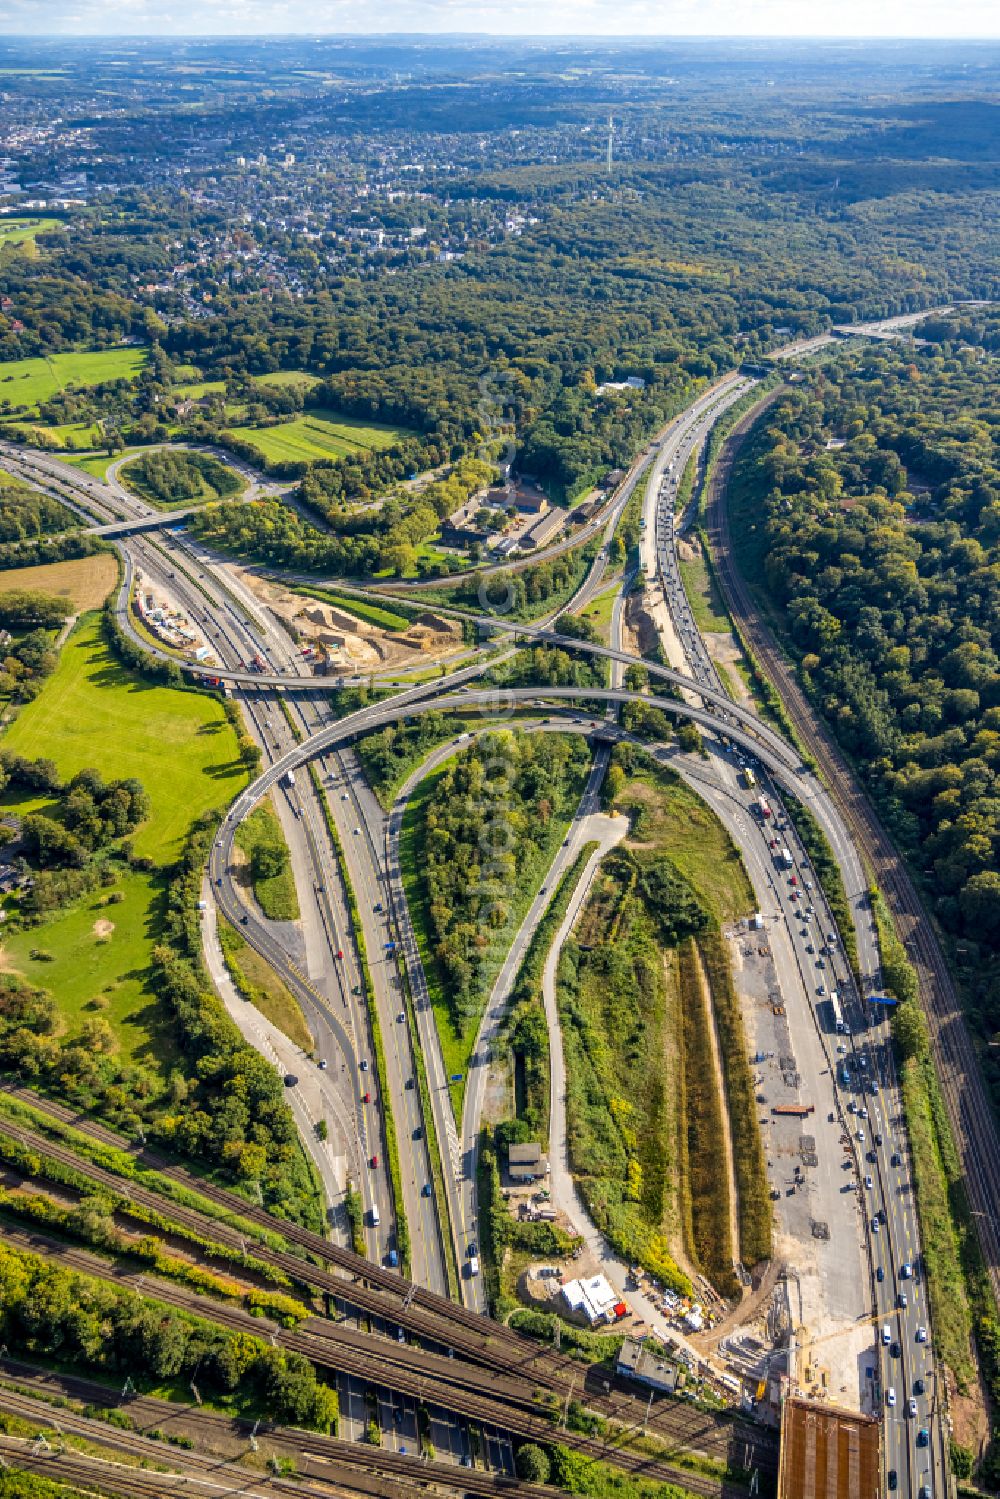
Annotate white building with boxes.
[561,1274,620,1325]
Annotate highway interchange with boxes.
[0,310,987,1496]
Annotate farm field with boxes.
[0,346,148,409]
[0,553,118,611]
[225,407,408,465]
[1,613,247,863]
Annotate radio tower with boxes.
[606,113,614,171]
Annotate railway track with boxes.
[0,1364,557,1499]
[0,1081,773,1467]
[0,1210,734,1498]
[705,398,1000,1306]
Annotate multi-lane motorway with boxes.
[0,312,990,1494]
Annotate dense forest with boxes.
[729,311,1000,1105]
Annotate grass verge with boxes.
[217,919,313,1052]
[234,799,300,922]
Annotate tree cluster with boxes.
[732,328,1000,1103]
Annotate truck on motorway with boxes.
[778,846,793,869]
[741,766,756,790]
[755,795,772,820]
[370,1205,380,1227]
[828,991,845,1033]
[467,1255,480,1277]
[771,1103,815,1117]
[282,769,296,790]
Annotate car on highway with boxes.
[405,1077,415,1089]
[871,1217,880,1233]
[353,827,361,835]
[892,1151,902,1167]
[887,1471,897,1491]
[412,1125,422,1139]
[397,1011,405,1022]
[362,1091,370,1103]
[877,1266,884,1282]
[336,949,343,959]
[283,1074,298,1087]
[359,1059,369,1071]
[370,1154,379,1168]
[422,1182,432,1196]
[908,1397,917,1418]
[901,1262,912,1279]
[318,1059,327,1070]
[886,1388,896,1408]
[917,1427,929,1447]
[899,1292,908,1308]
[916,1326,927,1343]
[914,1378,925,1395]
[865,1174,873,1189]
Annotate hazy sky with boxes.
[1,0,997,36]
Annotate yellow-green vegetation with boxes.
[676,939,739,1296]
[234,799,299,922]
[871,888,998,1418]
[0,347,147,409]
[225,408,408,466]
[557,843,702,1293]
[678,538,731,633]
[558,746,770,1286]
[573,582,621,645]
[288,583,410,632]
[1,613,246,864]
[0,1091,289,1252]
[0,216,63,249]
[0,554,118,612]
[898,1058,975,1386]
[218,920,313,1052]
[610,751,752,923]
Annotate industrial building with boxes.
[777,1397,880,1499]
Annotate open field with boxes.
[224,407,408,466]
[63,447,146,479]
[1,613,247,863]
[0,418,103,450]
[0,347,148,410]
[613,759,753,923]
[256,370,322,393]
[0,217,63,249]
[0,869,177,1072]
[679,542,731,633]
[0,554,118,611]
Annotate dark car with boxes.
[412,1125,423,1140]
[887,1472,897,1491]
[283,1074,298,1087]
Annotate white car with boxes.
[354,827,361,835]
[908,1398,917,1418]
[871,1217,880,1233]
[886,1388,896,1408]
[865,1174,873,1189]
[916,1326,927,1343]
